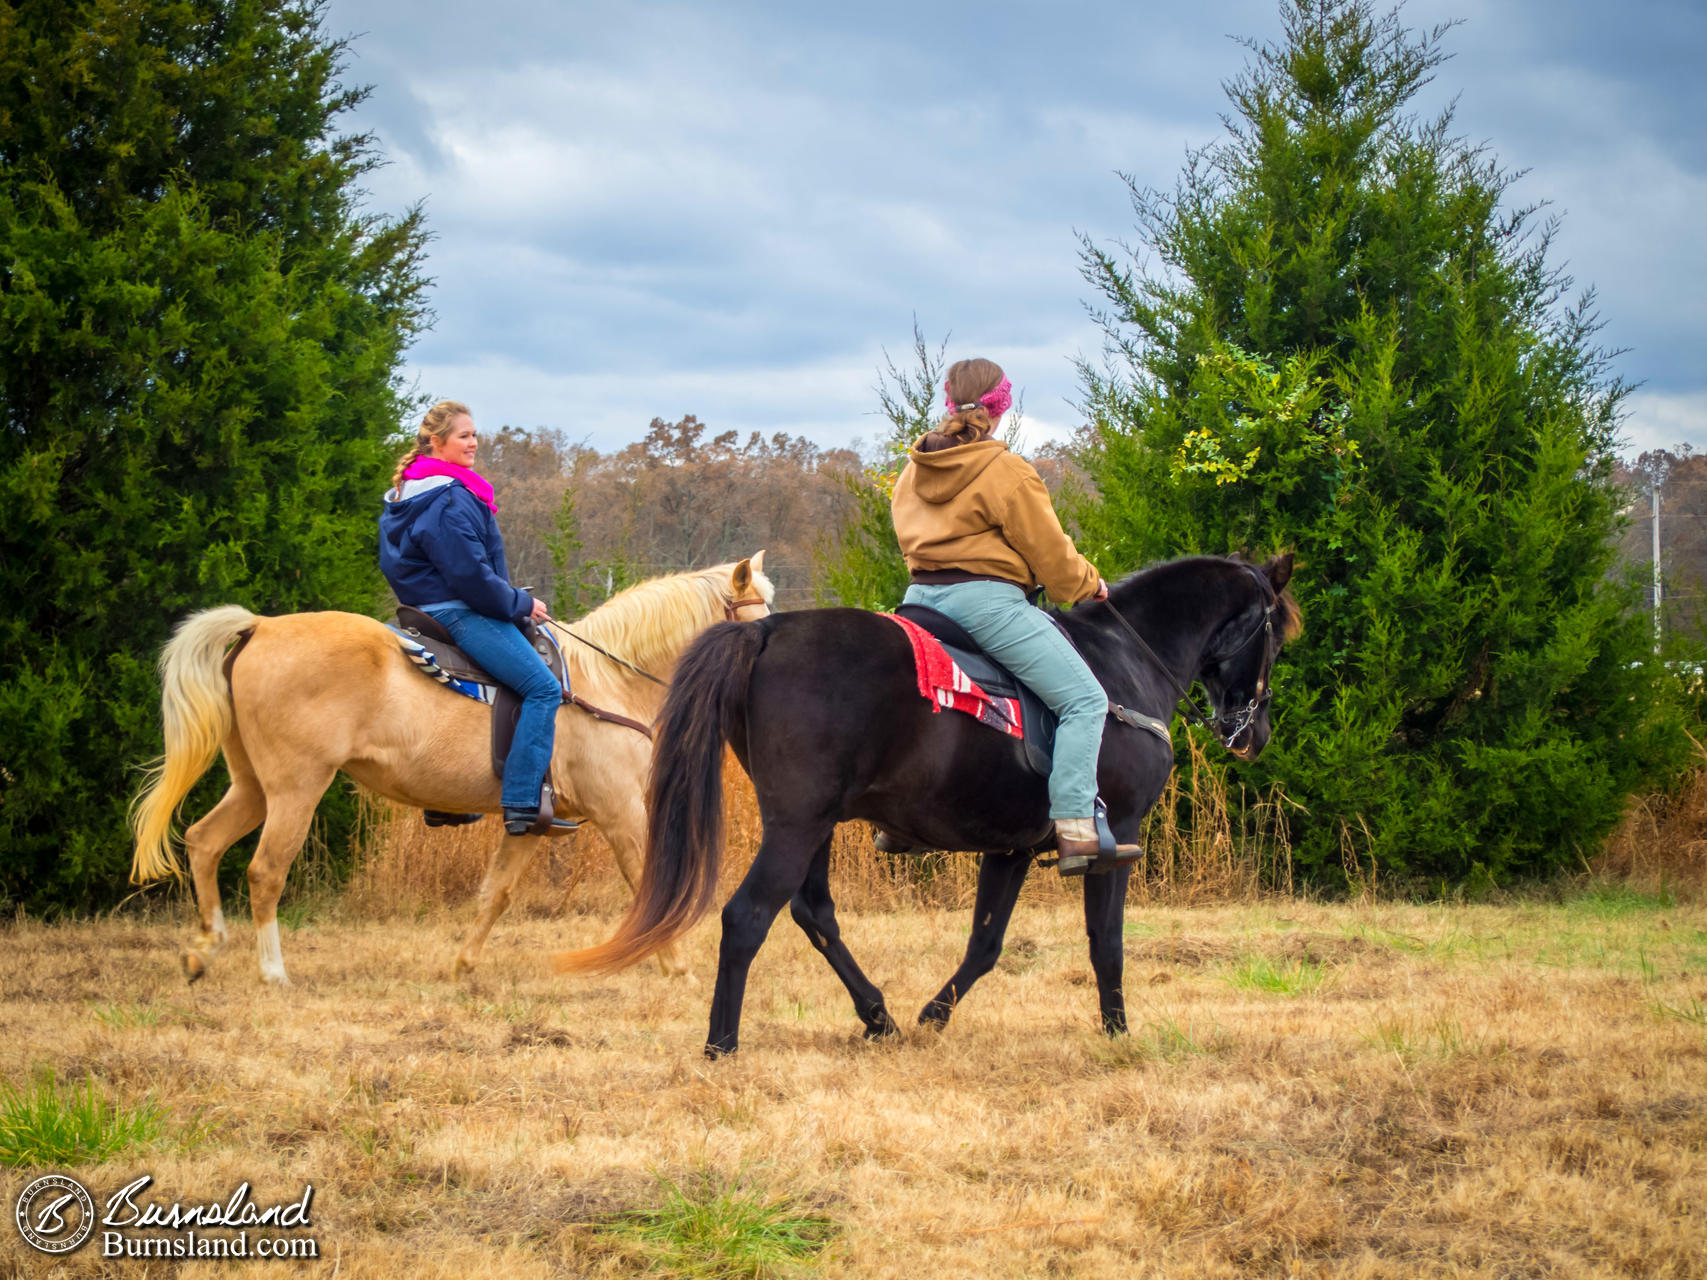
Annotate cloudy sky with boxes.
[324,0,1706,460]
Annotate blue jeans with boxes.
[424,604,561,810]
[902,581,1105,819]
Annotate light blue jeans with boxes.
[423,603,560,810]
[902,581,1105,819]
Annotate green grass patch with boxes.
[594,1170,836,1278]
[1649,995,1707,1026]
[1339,920,1487,961]
[1096,1016,1224,1067]
[1564,883,1676,918]
[1224,954,1330,996]
[0,1072,168,1167]
[1360,1017,1419,1060]
[91,1001,164,1029]
[1359,1014,1503,1061]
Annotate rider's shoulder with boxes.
[989,447,1043,486]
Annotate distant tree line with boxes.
[475,417,862,614]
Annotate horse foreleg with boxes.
[707,822,826,1058]
[244,777,332,986]
[1083,863,1133,1035]
[180,771,266,984]
[454,831,542,978]
[918,851,1032,1030]
[789,840,895,1040]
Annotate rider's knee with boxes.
[520,668,562,703]
[1060,683,1106,722]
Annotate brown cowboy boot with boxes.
[1054,815,1142,877]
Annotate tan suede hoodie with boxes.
[890,436,1100,605]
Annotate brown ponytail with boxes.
[392,400,472,490]
[936,358,1005,443]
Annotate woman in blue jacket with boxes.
[379,400,566,835]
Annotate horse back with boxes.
[739,609,1052,849]
[227,610,424,758]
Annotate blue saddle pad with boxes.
[385,626,498,704]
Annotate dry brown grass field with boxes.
[3,769,1704,1279]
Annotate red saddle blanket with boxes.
[881,613,1023,738]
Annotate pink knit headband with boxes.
[944,375,1012,421]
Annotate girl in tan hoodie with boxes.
[890,358,1138,873]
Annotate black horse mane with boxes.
[1061,553,1302,644]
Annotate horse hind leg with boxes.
[918,851,1033,1031]
[243,771,334,986]
[454,831,544,978]
[706,820,831,1058]
[179,763,266,984]
[789,841,896,1041]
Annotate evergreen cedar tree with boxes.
[0,0,430,911]
[1072,0,1695,886]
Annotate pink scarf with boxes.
[402,456,497,513]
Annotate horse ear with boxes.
[731,557,753,595]
[750,549,766,576]
[1265,552,1294,592]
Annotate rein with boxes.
[555,592,770,727]
[1098,567,1274,750]
[567,693,654,739]
[558,628,666,686]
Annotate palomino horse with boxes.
[555,555,1298,1056]
[129,554,774,985]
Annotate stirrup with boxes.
[502,783,580,838]
[1050,802,1142,878]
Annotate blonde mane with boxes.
[548,560,774,682]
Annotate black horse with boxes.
[554,554,1301,1056]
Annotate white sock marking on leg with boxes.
[256,920,289,984]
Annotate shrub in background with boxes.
[0,0,429,911]
[1074,0,1693,885]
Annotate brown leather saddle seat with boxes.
[393,605,569,778]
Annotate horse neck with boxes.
[554,573,727,704]
[1101,560,1251,687]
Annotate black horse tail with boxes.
[551,620,766,976]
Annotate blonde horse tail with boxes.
[129,606,260,884]
[551,620,767,975]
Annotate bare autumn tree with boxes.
[476,419,860,614]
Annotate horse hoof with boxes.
[862,1010,900,1041]
[453,955,475,980]
[182,951,206,984]
[704,1041,737,1060]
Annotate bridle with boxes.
[724,594,769,620]
[1099,564,1276,752]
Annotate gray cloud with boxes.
[328,0,1706,457]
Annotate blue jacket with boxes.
[378,477,534,622]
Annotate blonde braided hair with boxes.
[392,400,472,490]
